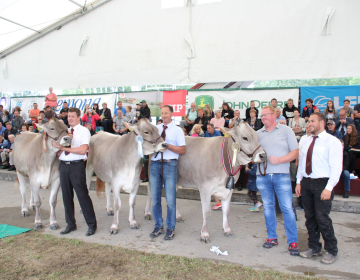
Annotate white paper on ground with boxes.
[210,246,228,256]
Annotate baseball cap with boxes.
[327,120,335,125]
[136,103,141,106]
[140,100,146,103]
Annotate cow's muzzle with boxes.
[60,136,71,147]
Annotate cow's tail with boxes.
[96,177,106,197]
[14,176,19,189]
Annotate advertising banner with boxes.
[163,90,187,116]
[1,97,11,112]
[300,86,360,112]
[187,89,299,117]
[11,97,43,114]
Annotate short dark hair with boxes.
[157,119,163,123]
[344,99,350,103]
[312,112,326,123]
[163,105,174,113]
[305,98,313,104]
[0,105,3,109]
[68,107,81,117]
[60,109,66,114]
[207,123,214,128]
[39,111,45,114]
[294,108,300,113]
[33,102,37,105]
[271,98,277,102]
[63,101,67,104]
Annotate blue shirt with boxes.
[276,115,286,123]
[114,107,126,117]
[0,126,5,136]
[327,130,343,141]
[205,130,222,137]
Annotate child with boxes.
[29,126,34,132]
[246,163,263,212]
[125,106,134,123]
[134,103,141,123]
[21,125,28,133]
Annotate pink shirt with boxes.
[45,93,57,107]
[210,117,225,131]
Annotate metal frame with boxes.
[0,16,40,33]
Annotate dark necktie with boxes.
[65,128,74,155]
[341,124,345,135]
[305,136,318,175]
[161,125,168,141]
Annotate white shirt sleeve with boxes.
[325,138,343,191]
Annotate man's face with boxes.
[63,103,68,108]
[344,101,350,107]
[8,136,15,143]
[308,115,322,135]
[207,125,214,134]
[271,100,277,108]
[287,100,293,108]
[14,111,19,117]
[68,112,80,126]
[191,103,196,110]
[46,107,51,112]
[86,124,92,131]
[49,87,53,93]
[306,101,312,108]
[250,101,255,108]
[339,111,346,120]
[327,123,335,132]
[234,111,240,118]
[118,112,123,118]
[161,107,173,124]
[260,108,275,127]
[6,124,11,130]
[117,102,122,108]
[275,109,281,118]
[61,112,66,118]
[33,104,38,109]
[142,102,146,108]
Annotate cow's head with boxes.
[126,119,168,155]
[221,121,266,165]
[36,118,71,148]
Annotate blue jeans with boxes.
[341,170,350,192]
[256,174,298,244]
[150,160,178,230]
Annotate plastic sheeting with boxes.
[1,0,360,91]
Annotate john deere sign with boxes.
[195,95,214,110]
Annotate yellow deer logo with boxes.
[198,98,206,108]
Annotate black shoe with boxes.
[85,228,96,236]
[60,225,77,235]
[8,165,16,171]
[2,164,10,169]
[343,192,349,198]
[150,227,164,238]
[164,229,175,240]
[142,177,149,183]
[236,184,243,191]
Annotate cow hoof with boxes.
[34,223,42,230]
[107,211,114,216]
[130,223,139,230]
[109,228,118,235]
[50,224,60,230]
[176,217,184,223]
[144,214,152,220]
[22,211,29,217]
[31,206,36,211]
[224,232,233,238]
[200,237,210,243]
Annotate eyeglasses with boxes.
[260,113,274,118]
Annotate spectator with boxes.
[182,128,188,136]
[125,106,135,123]
[38,111,47,123]
[246,163,263,212]
[205,123,222,137]
[340,140,351,198]
[340,99,354,119]
[14,106,28,123]
[135,103,141,123]
[0,122,5,136]
[86,123,95,136]
[113,111,128,135]
[288,108,306,139]
[246,109,263,131]
[0,105,3,119]
[283,99,298,121]
[270,98,277,109]
[44,105,57,120]
[59,109,69,127]
[4,122,17,141]
[92,103,100,115]
[2,110,9,124]
[180,102,198,130]
[278,119,286,125]
[323,100,338,120]
[12,110,24,131]
[326,120,343,140]
[29,103,40,123]
[204,104,214,119]
[99,102,112,132]
[334,109,354,137]
[82,104,90,117]
[190,124,204,137]
[28,126,34,132]
[229,110,242,128]
[62,101,69,114]
[157,119,163,125]
[138,100,151,121]
[81,108,100,132]
[313,108,321,113]
[354,102,360,127]
[301,98,318,122]
[0,135,9,151]
[221,102,234,127]
[1,134,15,170]
[245,100,259,119]
[114,101,126,117]
[210,110,225,131]
[275,107,286,123]
[44,87,58,110]
[194,108,209,132]
[344,124,360,175]
[21,125,28,133]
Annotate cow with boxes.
[85,119,168,234]
[13,118,71,230]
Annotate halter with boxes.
[46,129,68,142]
[132,130,162,147]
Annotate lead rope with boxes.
[258,151,267,176]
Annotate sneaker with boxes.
[150,227,163,238]
[299,248,322,258]
[288,242,299,256]
[343,192,349,198]
[263,238,278,248]
[211,203,222,210]
[249,206,260,212]
[321,252,337,264]
[295,206,304,211]
[164,229,175,240]
[255,202,263,208]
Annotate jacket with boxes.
[99,108,112,120]
[283,104,298,120]
[301,105,318,118]
[12,116,24,131]
[139,105,151,120]
[327,130,343,141]
[245,107,259,120]
[194,116,209,132]
[343,150,350,171]
[221,109,234,120]
[245,118,263,131]
[81,113,101,131]
[334,117,354,136]
[246,164,258,192]
[4,128,18,140]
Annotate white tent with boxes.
[1,0,360,91]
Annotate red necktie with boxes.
[65,128,74,155]
[305,136,318,175]
[161,125,167,141]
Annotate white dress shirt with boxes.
[296,130,342,191]
[151,122,186,161]
[59,123,90,161]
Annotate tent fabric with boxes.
[0,224,31,239]
[1,0,360,91]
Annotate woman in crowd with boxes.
[288,108,306,139]
[194,108,209,132]
[204,104,214,119]
[210,110,225,131]
[92,103,100,115]
[344,124,360,175]
[246,109,262,131]
[189,124,204,137]
[99,102,112,132]
[81,107,101,132]
[82,104,90,117]
[2,110,9,123]
[246,163,263,212]
[221,102,234,127]
[323,100,338,119]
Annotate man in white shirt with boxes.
[52,107,97,236]
[296,112,342,264]
[150,105,186,241]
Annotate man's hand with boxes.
[305,117,309,122]
[341,119,346,124]
[269,155,281,165]
[295,184,301,196]
[56,150,62,157]
[245,166,249,172]
[52,140,63,150]
[320,189,332,200]
[234,116,239,120]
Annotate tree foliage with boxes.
[253,77,360,88]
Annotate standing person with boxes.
[283,99,298,122]
[62,101,69,114]
[81,108,100,131]
[256,105,299,255]
[44,87,58,110]
[296,112,342,264]
[180,103,198,130]
[246,163,263,212]
[52,107,97,236]
[270,98,277,109]
[221,102,234,127]
[302,98,318,122]
[138,100,151,121]
[323,100,337,120]
[150,105,186,240]
[340,99,354,119]
[29,103,40,123]
[245,100,259,120]
[114,101,126,117]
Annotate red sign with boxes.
[162,90,187,116]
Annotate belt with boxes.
[304,177,329,181]
[60,160,84,165]
[157,159,177,163]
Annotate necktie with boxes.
[341,124,345,135]
[65,128,74,155]
[305,136,318,175]
[161,125,168,141]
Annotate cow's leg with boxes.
[18,173,29,217]
[176,184,183,222]
[200,188,212,243]
[105,182,114,216]
[30,179,43,230]
[144,183,152,220]
[30,191,35,211]
[109,184,121,235]
[222,189,234,237]
[129,183,140,229]
[85,159,93,191]
[49,177,61,230]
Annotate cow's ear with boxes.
[35,122,44,129]
[125,122,138,133]
[220,127,236,137]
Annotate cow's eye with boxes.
[243,137,248,141]
[50,128,55,131]
[144,132,149,135]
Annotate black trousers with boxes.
[59,161,97,230]
[348,151,360,173]
[144,155,149,177]
[301,178,337,255]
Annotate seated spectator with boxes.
[246,109,263,131]
[182,128,188,136]
[2,110,9,124]
[86,123,95,136]
[113,111,128,135]
[326,120,343,140]
[190,124,204,137]
[210,110,225,131]
[44,105,57,120]
[0,105,3,120]
[124,106,135,123]
[15,106,28,123]
[92,103,100,115]
[205,123,222,137]
[180,102,198,130]
[270,98,277,109]
[0,122,5,136]
[344,124,360,175]
[339,140,351,198]
[323,100,338,120]
[39,111,47,123]
[341,99,354,119]
[0,135,9,151]
[29,102,41,123]
[157,119,163,125]
[81,108,100,132]
[275,107,286,123]
[282,98,298,122]
[354,102,360,127]
[134,103,142,123]
[114,101,126,117]
[194,108,209,132]
[288,108,306,139]
[21,125,28,133]
[99,102,112,132]
[12,110,24,132]
[138,100,151,121]
[245,100,259,119]
[59,109,69,127]
[28,126,34,132]
[301,98,318,122]
[335,109,354,137]
[204,104,214,119]
[1,134,15,170]
[62,101,69,114]
[313,108,321,113]
[229,110,242,128]
[278,119,286,125]
[246,163,263,212]
[221,102,234,127]
[4,122,17,141]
